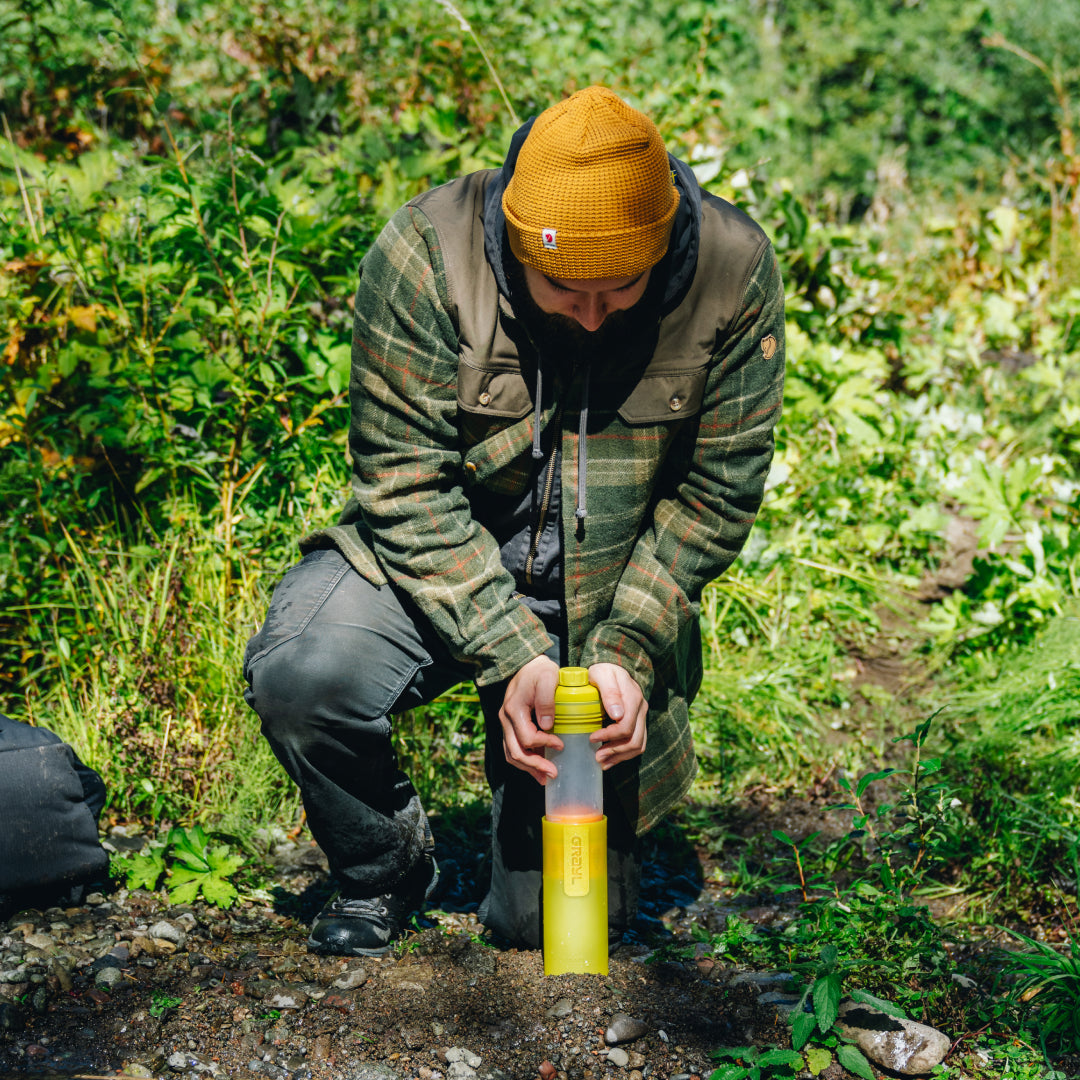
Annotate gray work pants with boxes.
[243,547,639,947]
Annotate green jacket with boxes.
[306,162,785,834]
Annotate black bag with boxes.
[0,713,109,902]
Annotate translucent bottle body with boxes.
[545,731,603,821]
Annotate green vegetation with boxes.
[115,824,247,907]
[2,0,1079,1074]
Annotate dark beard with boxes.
[505,257,661,372]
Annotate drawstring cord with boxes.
[532,366,544,461]
[576,365,590,520]
[532,362,589,519]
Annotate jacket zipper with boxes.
[525,406,562,587]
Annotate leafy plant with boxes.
[998,928,1080,1059]
[708,1044,804,1080]
[114,825,246,908]
[166,825,246,907]
[149,989,183,1017]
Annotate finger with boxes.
[500,705,558,778]
[501,724,554,784]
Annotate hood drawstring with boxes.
[532,363,589,519]
[575,365,590,520]
[532,367,544,461]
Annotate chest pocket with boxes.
[458,361,536,497]
[617,362,709,424]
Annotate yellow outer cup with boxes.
[542,816,608,975]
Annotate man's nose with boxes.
[573,293,606,332]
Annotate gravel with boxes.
[0,809,823,1079]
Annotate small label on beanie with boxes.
[541,228,558,250]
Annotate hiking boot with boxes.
[307,857,438,957]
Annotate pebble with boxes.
[348,1063,403,1080]
[148,920,187,948]
[264,986,309,1010]
[605,1048,630,1067]
[605,1013,650,1045]
[24,933,55,950]
[545,998,573,1019]
[332,966,369,990]
[95,966,123,991]
[445,1047,481,1068]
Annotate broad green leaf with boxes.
[920,757,942,774]
[813,974,841,1032]
[790,1010,816,1050]
[851,989,908,1019]
[836,1044,876,1080]
[805,1047,832,1075]
[121,848,166,891]
[707,1064,751,1080]
[756,1048,803,1068]
[168,877,202,905]
[200,875,240,909]
[710,1047,755,1061]
[856,768,897,798]
[772,829,795,846]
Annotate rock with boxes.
[148,921,187,948]
[255,982,309,1010]
[348,1063,403,1080]
[95,966,123,991]
[837,1000,951,1075]
[0,1002,24,1032]
[605,1013,650,1045]
[545,998,574,1019]
[24,933,55,950]
[477,1068,513,1080]
[727,971,796,992]
[605,1048,630,1067]
[332,966,369,990]
[757,991,801,1016]
[446,1047,482,1068]
[449,1063,477,1080]
[538,1061,556,1080]
[123,1065,156,1077]
[380,962,434,992]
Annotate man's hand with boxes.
[498,654,562,783]
[588,663,647,769]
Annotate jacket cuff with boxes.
[579,626,656,702]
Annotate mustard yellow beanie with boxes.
[502,86,680,279]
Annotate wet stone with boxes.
[546,998,574,1018]
[606,1048,630,1067]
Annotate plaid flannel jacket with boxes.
[307,172,786,833]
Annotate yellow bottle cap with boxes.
[553,667,603,733]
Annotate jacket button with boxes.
[669,396,683,411]
[464,461,477,475]
[478,392,492,406]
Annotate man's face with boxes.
[522,264,652,333]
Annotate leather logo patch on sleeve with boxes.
[760,334,778,360]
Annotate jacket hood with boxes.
[483,116,701,316]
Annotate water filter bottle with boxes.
[542,667,608,975]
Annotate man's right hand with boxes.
[498,654,562,784]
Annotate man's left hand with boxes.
[588,663,647,769]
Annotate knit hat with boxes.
[502,86,680,279]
